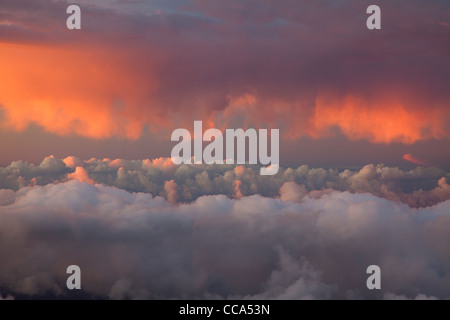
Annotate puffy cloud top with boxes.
[1,157,449,207]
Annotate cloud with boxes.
[236,248,336,300]
[279,181,307,203]
[403,154,429,166]
[67,166,95,184]
[383,292,438,300]
[0,180,449,299]
[0,1,449,144]
[63,156,83,168]
[0,155,69,190]
[164,179,178,204]
[1,157,450,208]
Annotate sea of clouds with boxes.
[0,156,449,299]
[1,155,450,207]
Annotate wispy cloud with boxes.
[403,153,429,166]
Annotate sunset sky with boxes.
[0,0,449,300]
[0,0,449,167]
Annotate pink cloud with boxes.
[403,154,429,166]
[68,166,95,184]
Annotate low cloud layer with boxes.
[1,156,449,299]
[1,156,449,207]
[0,180,449,299]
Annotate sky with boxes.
[0,0,449,167]
[0,0,449,300]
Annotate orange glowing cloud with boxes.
[0,0,449,152]
[1,43,449,146]
[63,156,82,168]
[234,180,243,199]
[143,157,176,171]
[0,42,164,139]
[207,92,450,145]
[309,93,447,144]
[164,180,178,204]
[68,166,95,184]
